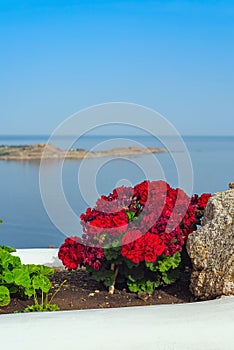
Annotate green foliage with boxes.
[104,247,121,261]
[126,263,161,294]
[87,265,115,287]
[127,279,160,294]
[23,278,66,313]
[126,211,137,221]
[24,303,60,313]
[89,249,182,295]
[0,246,16,253]
[0,244,60,312]
[0,219,61,312]
[157,252,181,272]
[124,253,181,294]
[32,275,51,293]
[22,264,54,277]
[124,258,139,269]
[0,285,10,306]
[145,253,180,273]
[161,269,180,285]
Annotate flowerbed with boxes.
[59,180,210,295]
[0,266,195,314]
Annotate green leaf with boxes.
[127,274,136,283]
[0,249,21,270]
[104,247,121,261]
[0,249,12,269]
[3,271,14,284]
[10,255,22,268]
[112,240,120,248]
[12,268,31,288]
[126,211,137,221]
[32,275,51,293]
[145,262,158,272]
[22,264,41,275]
[124,258,139,269]
[127,279,156,294]
[127,281,139,293]
[0,246,16,253]
[100,270,114,287]
[24,303,59,313]
[145,280,155,294]
[23,264,54,276]
[24,286,34,297]
[161,269,180,285]
[154,278,161,289]
[0,286,10,306]
[38,265,54,276]
[24,305,43,313]
[90,267,115,287]
[45,304,60,312]
[157,252,181,273]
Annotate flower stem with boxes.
[109,264,119,295]
[49,280,67,304]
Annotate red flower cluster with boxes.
[81,208,128,237]
[58,180,211,269]
[58,237,83,270]
[119,181,199,259]
[58,237,104,270]
[190,193,211,223]
[197,193,211,210]
[121,230,165,264]
[95,186,134,212]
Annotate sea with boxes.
[0,134,233,248]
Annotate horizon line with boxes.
[0,134,233,138]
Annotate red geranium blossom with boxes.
[58,237,84,270]
[197,193,211,210]
[121,231,165,263]
[58,180,211,271]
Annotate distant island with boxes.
[0,144,167,161]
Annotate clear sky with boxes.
[1,0,234,135]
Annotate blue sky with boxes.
[1,0,234,135]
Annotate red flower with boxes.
[197,193,211,210]
[58,237,84,270]
[93,260,101,270]
[121,230,144,264]
[95,186,133,212]
[133,180,149,205]
[59,180,211,273]
[143,233,165,262]
[121,231,165,264]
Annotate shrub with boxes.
[58,181,211,294]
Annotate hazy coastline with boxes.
[0,144,167,161]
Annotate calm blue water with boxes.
[0,135,233,248]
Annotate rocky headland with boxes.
[0,144,167,161]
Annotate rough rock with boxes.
[186,188,234,299]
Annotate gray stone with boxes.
[186,188,234,299]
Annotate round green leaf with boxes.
[0,286,10,306]
[32,275,51,293]
[12,268,31,288]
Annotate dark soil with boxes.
[0,267,197,315]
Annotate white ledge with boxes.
[12,248,64,268]
[1,249,233,350]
